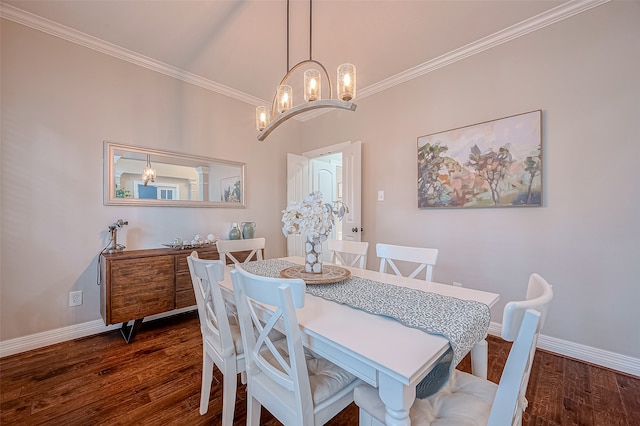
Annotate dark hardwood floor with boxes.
[1,311,639,425]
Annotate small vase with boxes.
[229,223,241,240]
[305,236,323,274]
[241,222,256,239]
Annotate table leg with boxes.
[471,338,488,379]
[378,373,414,426]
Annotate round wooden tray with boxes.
[280,264,351,285]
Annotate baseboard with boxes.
[488,321,639,377]
[0,307,196,358]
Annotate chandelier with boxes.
[256,0,357,141]
[142,154,156,186]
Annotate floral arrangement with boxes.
[282,191,348,241]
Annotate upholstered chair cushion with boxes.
[354,369,498,425]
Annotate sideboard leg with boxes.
[120,318,143,343]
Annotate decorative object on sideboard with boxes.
[241,222,256,239]
[255,0,357,141]
[106,219,128,254]
[162,233,219,249]
[229,223,242,240]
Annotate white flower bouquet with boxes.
[282,191,348,273]
[281,191,347,240]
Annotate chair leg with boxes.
[199,351,214,415]
[471,338,488,379]
[221,369,238,426]
[247,394,262,426]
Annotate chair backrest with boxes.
[216,237,265,265]
[187,252,236,357]
[230,265,314,425]
[488,309,542,426]
[327,239,369,269]
[489,273,553,426]
[376,243,439,281]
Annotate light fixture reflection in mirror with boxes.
[104,141,246,208]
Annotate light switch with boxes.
[378,191,384,201]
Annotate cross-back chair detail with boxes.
[327,239,369,269]
[230,265,360,426]
[376,243,439,281]
[187,252,245,424]
[354,273,553,426]
[216,237,265,265]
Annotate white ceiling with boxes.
[3,0,581,106]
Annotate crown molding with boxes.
[357,0,611,100]
[1,0,610,122]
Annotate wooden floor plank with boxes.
[1,311,638,426]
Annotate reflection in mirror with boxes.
[104,141,245,208]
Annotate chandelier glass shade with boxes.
[256,0,357,141]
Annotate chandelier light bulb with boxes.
[256,106,270,131]
[277,85,293,113]
[304,69,321,102]
[337,63,356,102]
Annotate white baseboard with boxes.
[488,322,639,377]
[0,307,196,358]
[2,314,638,377]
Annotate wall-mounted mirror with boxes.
[104,141,245,208]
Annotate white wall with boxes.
[0,19,299,341]
[302,2,640,360]
[2,2,639,368]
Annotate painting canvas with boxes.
[418,110,542,209]
[220,176,242,203]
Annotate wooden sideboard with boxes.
[100,245,255,342]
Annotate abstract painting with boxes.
[418,110,542,208]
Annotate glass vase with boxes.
[305,236,323,274]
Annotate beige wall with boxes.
[2,1,639,363]
[0,19,300,340]
[302,2,640,359]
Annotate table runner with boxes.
[239,259,490,398]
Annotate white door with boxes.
[286,153,308,257]
[286,141,362,256]
[340,141,362,242]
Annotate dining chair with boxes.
[187,252,246,424]
[327,239,369,269]
[230,265,361,426]
[216,237,265,264]
[354,272,554,426]
[376,243,439,281]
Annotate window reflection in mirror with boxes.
[104,141,245,208]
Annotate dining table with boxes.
[217,256,500,426]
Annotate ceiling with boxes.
[3,0,574,106]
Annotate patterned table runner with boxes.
[239,259,490,398]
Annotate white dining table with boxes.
[218,256,499,426]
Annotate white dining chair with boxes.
[216,237,265,265]
[187,252,246,424]
[376,243,439,281]
[230,265,361,426]
[327,239,369,269]
[354,272,554,426]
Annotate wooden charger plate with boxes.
[280,264,351,285]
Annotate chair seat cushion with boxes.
[267,340,358,405]
[354,370,497,425]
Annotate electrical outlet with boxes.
[377,190,384,201]
[69,290,83,306]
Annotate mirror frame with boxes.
[103,141,246,208]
